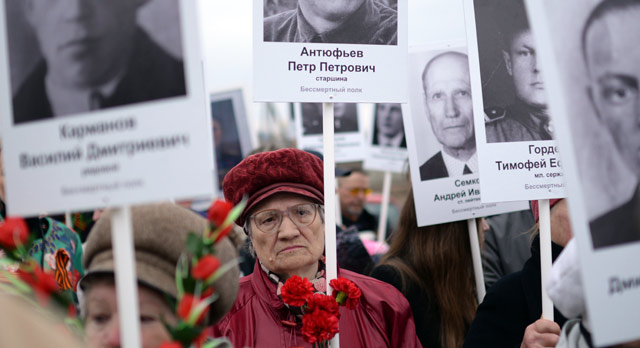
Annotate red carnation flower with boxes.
[207,200,233,227]
[17,266,59,305]
[301,309,339,344]
[191,255,221,280]
[280,275,314,307]
[159,341,183,348]
[0,217,29,250]
[306,293,339,316]
[330,277,361,309]
[177,294,208,325]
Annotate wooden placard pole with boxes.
[467,218,486,303]
[538,199,554,320]
[322,102,340,348]
[110,206,142,348]
[376,171,392,244]
[65,211,72,229]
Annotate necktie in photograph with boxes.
[463,165,472,174]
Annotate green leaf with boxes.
[185,233,203,258]
[201,337,233,348]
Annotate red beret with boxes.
[531,199,562,222]
[222,148,324,226]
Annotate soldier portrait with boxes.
[473,0,554,143]
[263,0,398,45]
[581,0,640,249]
[5,0,186,125]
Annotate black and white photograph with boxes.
[372,103,406,148]
[301,102,359,135]
[0,0,214,216]
[253,0,408,103]
[262,0,398,45]
[4,0,186,124]
[210,89,252,191]
[403,44,527,227]
[472,0,553,144]
[295,102,366,163]
[527,0,640,344]
[464,0,565,203]
[364,102,408,174]
[418,51,477,181]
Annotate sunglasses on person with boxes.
[347,188,372,196]
[245,203,324,234]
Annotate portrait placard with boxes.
[405,44,528,227]
[363,103,408,173]
[253,0,408,103]
[0,0,214,216]
[464,0,565,203]
[210,89,252,191]
[527,0,640,344]
[294,103,366,163]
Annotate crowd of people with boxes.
[1,0,639,347]
[0,145,638,348]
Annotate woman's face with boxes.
[550,200,573,247]
[84,281,176,348]
[249,193,325,280]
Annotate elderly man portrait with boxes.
[372,103,406,148]
[419,51,478,181]
[10,0,186,124]
[263,0,398,45]
[484,1,553,143]
[583,0,640,249]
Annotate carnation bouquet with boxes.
[280,274,362,348]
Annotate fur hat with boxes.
[223,148,324,226]
[81,203,239,324]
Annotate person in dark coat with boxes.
[464,199,571,348]
[213,149,422,348]
[12,0,185,124]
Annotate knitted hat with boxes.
[530,199,562,222]
[81,203,239,324]
[223,148,324,226]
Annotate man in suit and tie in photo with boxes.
[419,51,478,181]
[11,0,186,124]
[372,103,406,148]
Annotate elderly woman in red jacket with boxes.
[212,148,422,348]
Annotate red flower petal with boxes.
[280,275,314,307]
[191,255,221,280]
[159,341,183,348]
[177,294,208,325]
[207,200,234,227]
[0,217,29,249]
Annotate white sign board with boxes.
[363,103,408,174]
[211,89,252,191]
[0,0,214,216]
[527,0,640,345]
[464,0,565,203]
[295,103,366,163]
[405,44,528,226]
[253,0,408,103]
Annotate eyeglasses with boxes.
[347,188,372,196]
[246,203,324,234]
